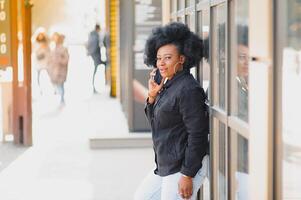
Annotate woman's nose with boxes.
[158,59,166,66]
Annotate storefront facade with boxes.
[162,0,301,199]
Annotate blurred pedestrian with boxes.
[86,24,105,93]
[33,31,50,94]
[102,29,110,85]
[48,32,69,105]
[134,22,209,200]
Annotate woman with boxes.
[34,31,50,92]
[48,32,69,105]
[134,22,209,200]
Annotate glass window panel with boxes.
[171,0,177,12]
[218,122,227,200]
[197,11,202,34]
[177,16,185,23]
[213,118,228,200]
[185,0,191,7]
[231,131,249,200]
[200,178,210,199]
[171,17,177,22]
[281,1,301,199]
[212,4,226,110]
[202,10,210,95]
[185,15,191,27]
[177,0,185,9]
[231,0,249,122]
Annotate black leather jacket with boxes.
[145,70,209,177]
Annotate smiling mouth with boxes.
[159,69,167,74]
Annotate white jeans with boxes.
[134,155,209,200]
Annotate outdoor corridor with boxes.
[0,45,154,200]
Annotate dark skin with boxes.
[147,44,193,199]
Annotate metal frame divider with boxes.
[274,0,285,199]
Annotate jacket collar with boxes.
[164,69,190,89]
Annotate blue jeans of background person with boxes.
[134,155,209,200]
[91,52,102,92]
[55,83,65,104]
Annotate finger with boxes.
[149,79,158,87]
[184,192,192,199]
[178,188,183,197]
[185,188,193,196]
[181,189,191,199]
[150,68,157,74]
[185,193,192,199]
[150,73,155,80]
[151,68,157,73]
[150,68,157,78]
[179,189,185,199]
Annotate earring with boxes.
[173,62,183,75]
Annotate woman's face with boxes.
[156,44,184,80]
[237,44,249,78]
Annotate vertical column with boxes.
[249,0,273,199]
[12,0,32,146]
[109,0,119,97]
[162,0,171,24]
[21,0,32,146]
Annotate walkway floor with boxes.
[0,45,154,200]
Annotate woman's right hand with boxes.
[147,68,164,103]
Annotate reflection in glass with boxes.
[185,0,191,7]
[185,15,191,27]
[237,135,248,174]
[231,0,249,122]
[177,17,185,23]
[236,27,248,121]
[171,0,176,12]
[287,1,301,49]
[177,0,184,9]
[282,1,301,199]
[218,123,227,200]
[199,10,210,94]
[235,133,249,200]
[218,18,226,109]
[212,4,226,109]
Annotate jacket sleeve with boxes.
[144,98,154,123]
[179,87,209,177]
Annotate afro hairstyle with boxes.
[144,22,203,69]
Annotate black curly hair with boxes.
[144,22,203,69]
